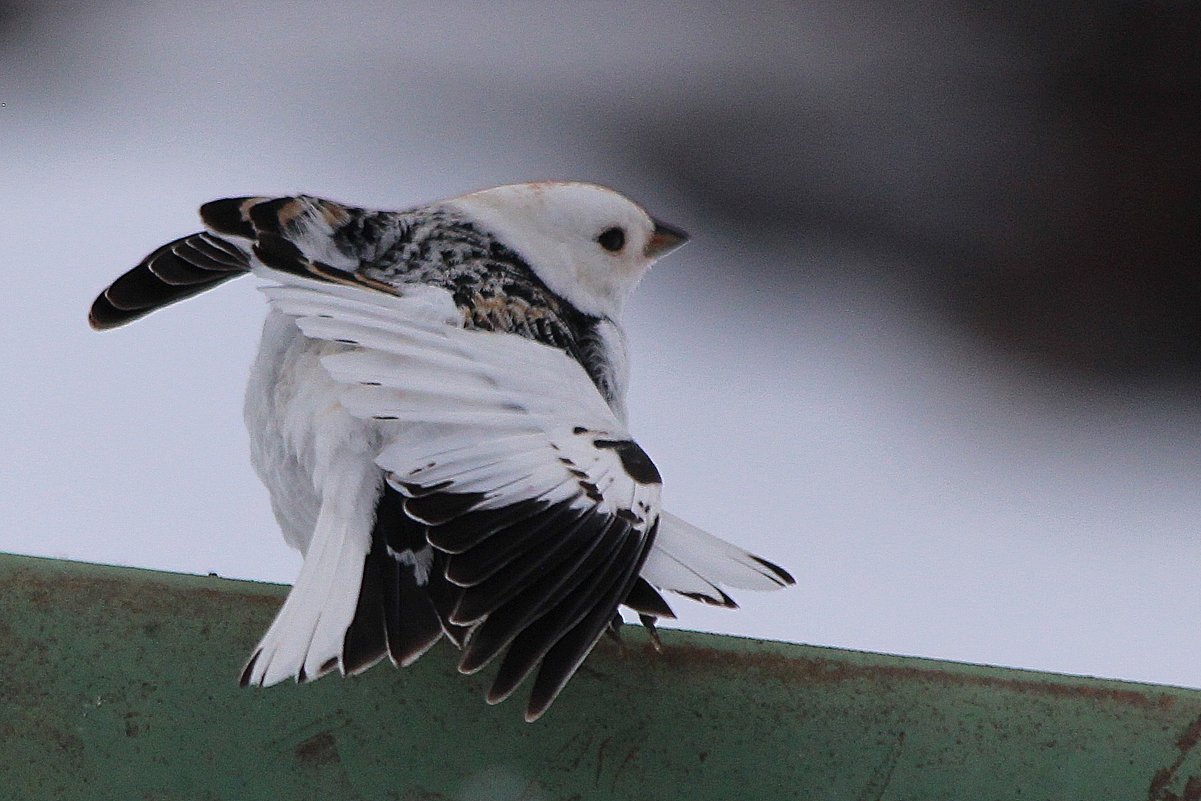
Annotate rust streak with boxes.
[1178,716,1201,753]
[611,746,640,791]
[857,731,905,801]
[594,736,610,786]
[662,643,1169,710]
[1147,712,1201,801]
[1,567,283,614]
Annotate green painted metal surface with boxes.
[2,552,1200,801]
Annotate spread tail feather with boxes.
[240,464,379,687]
[342,483,461,672]
[639,512,794,608]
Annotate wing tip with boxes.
[89,232,250,330]
[750,555,796,587]
[87,294,127,330]
[522,683,561,724]
[391,631,443,668]
[623,576,677,619]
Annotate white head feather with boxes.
[444,181,687,320]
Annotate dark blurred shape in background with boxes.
[6,2,1199,383]
[623,3,1201,379]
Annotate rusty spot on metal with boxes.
[1178,716,1201,752]
[294,731,339,767]
[1148,712,1201,801]
[1151,769,1174,799]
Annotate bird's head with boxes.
[445,181,688,320]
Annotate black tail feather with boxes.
[341,540,389,676]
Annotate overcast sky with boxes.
[2,2,1198,691]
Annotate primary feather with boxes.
[89,182,794,721]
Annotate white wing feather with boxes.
[262,274,650,506]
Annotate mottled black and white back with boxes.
[90,183,793,721]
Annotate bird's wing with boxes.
[262,271,662,720]
[88,230,252,329]
[89,195,401,330]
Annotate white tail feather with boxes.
[640,512,794,603]
[243,464,379,686]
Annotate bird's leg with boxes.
[639,614,663,653]
[603,612,626,656]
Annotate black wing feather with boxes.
[443,499,579,585]
[198,196,260,238]
[342,484,445,672]
[172,235,248,272]
[455,512,622,673]
[622,576,676,620]
[484,519,650,711]
[526,527,654,719]
[89,233,250,330]
[450,509,612,628]
[426,497,559,554]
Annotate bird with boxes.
[89,181,794,721]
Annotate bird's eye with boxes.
[597,227,625,252]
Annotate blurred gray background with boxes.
[1,2,1198,687]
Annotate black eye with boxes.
[597,227,625,252]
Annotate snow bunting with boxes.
[89,182,794,721]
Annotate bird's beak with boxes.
[645,218,689,259]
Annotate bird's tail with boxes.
[638,512,795,609]
[240,479,466,688]
[341,484,469,676]
[239,463,380,687]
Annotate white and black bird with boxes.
[90,182,794,721]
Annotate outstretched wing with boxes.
[89,195,403,330]
[262,271,663,720]
[88,230,251,330]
